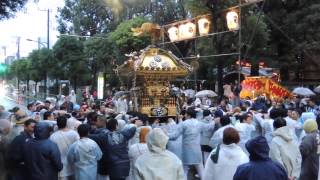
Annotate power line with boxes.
[180,52,239,60]
[58,34,109,39]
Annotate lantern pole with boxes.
[238,0,242,88]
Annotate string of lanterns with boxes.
[166,11,240,42]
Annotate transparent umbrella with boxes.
[195,90,218,98]
[292,87,315,97]
[183,89,196,98]
[314,85,320,94]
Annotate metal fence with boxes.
[7,91,58,106]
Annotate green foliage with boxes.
[58,0,115,35]
[9,58,30,81]
[53,36,90,89]
[0,0,29,20]
[109,17,150,56]
[265,0,320,77]
[84,36,115,70]
[28,48,53,82]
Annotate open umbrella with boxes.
[223,72,245,84]
[114,91,129,98]
[314,85,320,94]
[183,89,196,97]
[195,90,218,98]
[292,87,315,97]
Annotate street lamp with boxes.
[26,38,47,49]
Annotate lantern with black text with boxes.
[167,26,179,42]
[226,11,239,31]
[179,22,196,40]
[198,17,210,36]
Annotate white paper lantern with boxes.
[226,11,239,31]
[179,22,196,40]
[198,17,210,36]
[178,24,187,40]
[167,26,179,42]
[185,22,196,39]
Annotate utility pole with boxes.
[16,37,20,60]
[47,9,50,49]
[38,37,41,50]
[39,8,51,97]
[2,46,6,57]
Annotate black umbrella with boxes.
[223,72,245,84]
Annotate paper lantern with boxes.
[198,17,210,36]
[226,11,239,31]
[168,26,179,42]
[179,22,196,40]
[178,24,187,40]
[185,22,196,39]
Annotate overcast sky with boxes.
[0,0,65,62]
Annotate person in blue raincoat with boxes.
[168,107,215,179]
[67,124,102,180]
[159,118,182,160]
[22,122,63,180]
[233,136,288,180]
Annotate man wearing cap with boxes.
[299,119,319,180]
[7,119,37,180]
[8,107,30,141]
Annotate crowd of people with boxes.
[0,88,320,180]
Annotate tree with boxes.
[57,0,115,35]
[9,58,31,91]
[0,0,29,20]
[265,0,320,81]
[109,17,150,60]
[28,48,53,94]
[84,36,116,90]
[53,36,90,91]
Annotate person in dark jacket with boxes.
[233,136,288,180]
[23,122,63,180]
[7,119,37,180]
[105,118,140,180]
[89,115,110,179]
[299,119,319,180]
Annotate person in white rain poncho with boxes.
[128,127,150,180]
[235,113,255,154]
[203,127,249,180]
[133,128,184,180]
[168,108,215,179]
[199,110,215,164]
[209,115,233,149]
[269,118,301,180]
[50,116,79,180]
[70,90,77,104]
[67,124,102,180]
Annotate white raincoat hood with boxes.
[272,126,293,142]
[147,128,168,153]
